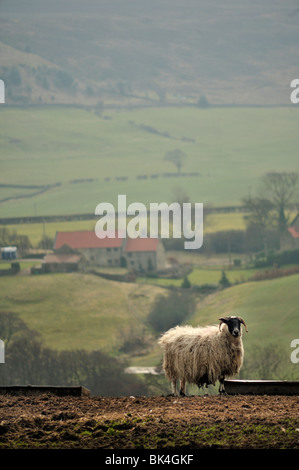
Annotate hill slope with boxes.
[0,273,166,353]
[2,271,298,380]
[0,106,298,217]
[188,273,299,379]
[1,0,298,105]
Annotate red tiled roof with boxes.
[54,231,124,250]
[125,237,160,252]
[288,227,299,239]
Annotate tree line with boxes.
[0,312,147,396]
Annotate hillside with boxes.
[134,273,299,378]
[0,0,298,106]
[0,273,167,353]
[188,273,299,380]
[0,106,298,217]
[1,271,298,380]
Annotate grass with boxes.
[0,272,166,353]
[4,212,248,247]
[135,271,299,376]
[1,268,298,380]
[137,264,270,287]
[0,106,298,217]
[188,273,299,379]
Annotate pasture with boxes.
[0,106,298,217]
[3,211,247,247]
[0,271,298,380]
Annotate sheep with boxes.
[158,315,248,396]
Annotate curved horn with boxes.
[238,317,248,333]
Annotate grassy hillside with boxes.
[0,0,298,105]
[1,270,298,380]
[188,273,299,379]
[133,273,299,378]
[0,273,167,354]
[1,106,298,217]
[3,212,248,248]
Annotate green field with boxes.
[0,106,298,217]
[0,273,166,353]
[138,265,262,287]
[1,271,298,379]
[3,211,248,248]
[189,273,299,380]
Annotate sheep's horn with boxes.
[238,317,248,333]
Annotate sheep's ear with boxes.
[218,317,229,330]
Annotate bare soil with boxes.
[0,394,298,449]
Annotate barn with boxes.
[52,230,166,271]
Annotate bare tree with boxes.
[164,149,187,174]
[260,172,299,232]
[242,196,275,251]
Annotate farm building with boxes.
[124,237,165,271]
[53,230,124,267]
[42,253,81,273]
[53,230,166,271]
[280,213,299,250]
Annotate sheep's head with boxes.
[219,316,248,337]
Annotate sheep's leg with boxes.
[179,378,186,397]
[219,377,227,395]
[171,379,178,396]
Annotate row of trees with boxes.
[162,171,299,255]
[243,171,299,242]
[0,312,147,396]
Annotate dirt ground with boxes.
[0,394,298,450]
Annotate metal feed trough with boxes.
[224,380,299,396]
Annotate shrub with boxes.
[219,270,231,288]
[148,290,196,333]
[181,276,191,288]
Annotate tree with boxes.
[219,271,231,288]
[239,343,289,380]
[260,172,299,233]
[148,291,196,333]
[164,149,187,174]
[181,276,191,288]
[0,311,37,347]
[197,94,210,108]
[38,235,54,249]
[242,196,275,251]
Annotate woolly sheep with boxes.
[158,316,248,396]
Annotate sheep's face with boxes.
[219,316,248,338]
